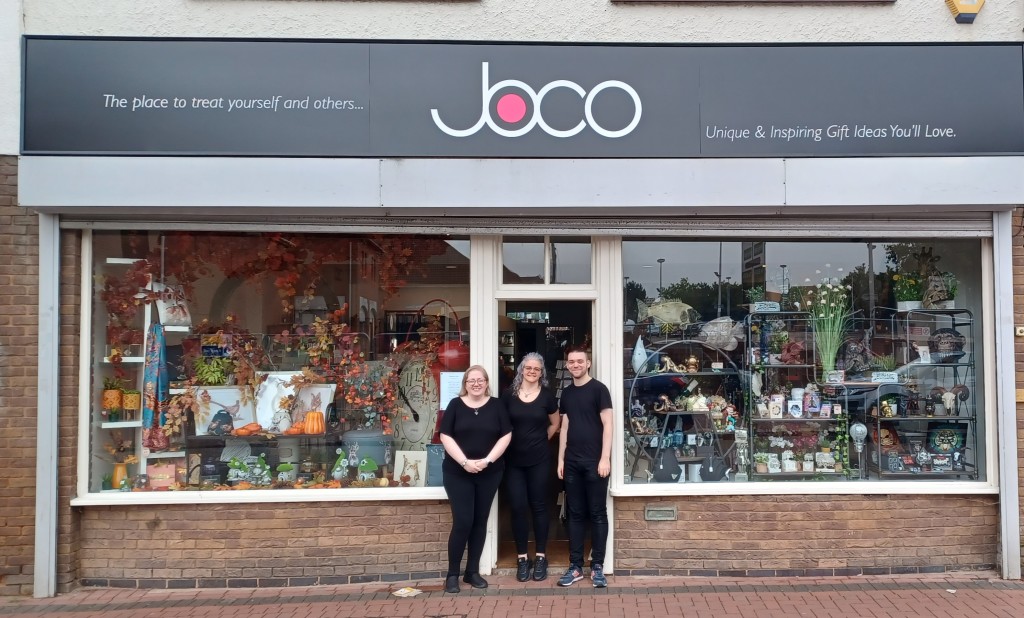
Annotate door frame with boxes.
[470,234,622,574]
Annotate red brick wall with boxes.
[0,156,40,595]
[76,501,451,587]
[58,230,82,594]
[1014,208,1024,573]
[616,495,997,574]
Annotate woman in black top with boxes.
[438,365,512,594]
[501,353,560,582]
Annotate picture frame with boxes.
[818,403,832,418]
[394,450,427,487]
[152,282,192,327]
[787,400,803,418]
[254,371,302,431]
[193,385,256,436]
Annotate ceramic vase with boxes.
[111,462,129,490]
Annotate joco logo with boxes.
[431,62,643,139]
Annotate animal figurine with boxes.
[839,333,872,375]
[269,407,292,433]
[637,299,699,328]
[698,317,745,351]
[632,338,655,374]
[656,355,684,373]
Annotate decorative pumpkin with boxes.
[304,410,326,435]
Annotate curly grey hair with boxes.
[510,352,549,396]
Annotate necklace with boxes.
[519,388,540,401]
[465,398,487,415]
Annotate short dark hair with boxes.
[565,345,590,360]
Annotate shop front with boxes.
[20,37,1024,591]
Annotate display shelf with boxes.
[742,312,862,480]
[144,450,186,459]
[101,420,143,429]
[103,356,144,364]
[625,339,741,483]
[862,307,977,480]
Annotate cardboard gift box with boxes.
[147,459,184,490]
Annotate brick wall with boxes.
[616,495,998,575]
[0,156,40,596]
[1014,208,1024,573]
[58,230,82,594]
[76,501,451,587]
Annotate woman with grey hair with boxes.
[500,352,560,582]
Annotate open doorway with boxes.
[496,300,592,569]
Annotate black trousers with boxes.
[563,458,609,568]
[504,457,550,555]
[443,465,503,577]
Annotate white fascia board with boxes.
[785,157,1024,207]
[17,156,1024,215]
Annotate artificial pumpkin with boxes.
[304,410,326,435]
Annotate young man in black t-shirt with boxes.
[556,346,612,588]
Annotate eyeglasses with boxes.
[523,366,543,373]
[466,379,488,385]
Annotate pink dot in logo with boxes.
[496,93,527,124]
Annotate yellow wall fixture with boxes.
[946,0,984,23]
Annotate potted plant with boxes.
[939,272,958,309]
[101,376,125,420]
[121,389,142,421]
[192,356,234,386]
[892,273,923,311]
[753,452,770,474]
[101,473,114,491]
[806,275,854,377]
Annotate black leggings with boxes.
[504,458,550,555]
[443,465,503,577]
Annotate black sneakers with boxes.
[532,555,549,581]
[516,557,532,582]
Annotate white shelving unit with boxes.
[93,255,192,491]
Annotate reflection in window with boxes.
[90,231,469,493]
[503,236,545,283]
[622,239,985,485]
[551,237,591,284]
[502,235,591,284]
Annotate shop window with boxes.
[89,231,470,493]
[622,239,985,485]
[502,235,592,284]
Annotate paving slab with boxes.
[1,571,1022,617]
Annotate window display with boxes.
[89,231,470,493]
[622,239,986,484]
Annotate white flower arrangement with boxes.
[804,267,854,375]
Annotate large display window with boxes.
[622,239,987,485]
[87,231,470,494]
